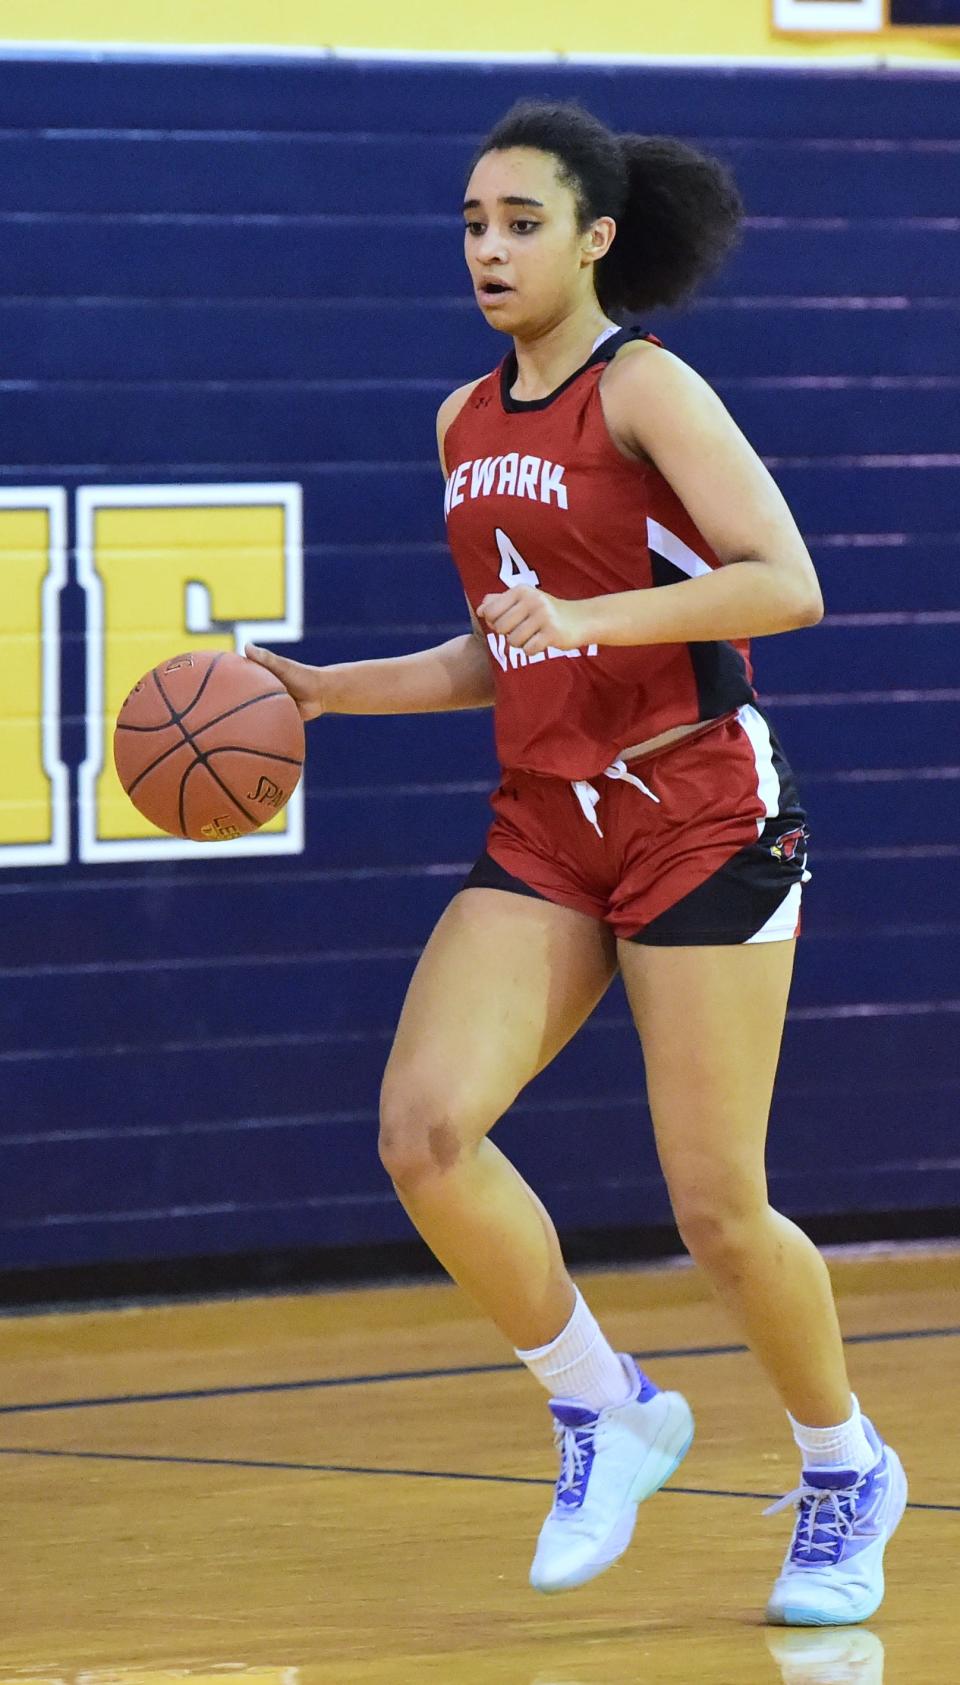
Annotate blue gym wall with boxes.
[1,55,957,1276]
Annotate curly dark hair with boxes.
[471,100,743,315]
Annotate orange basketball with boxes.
[113,649,304,841]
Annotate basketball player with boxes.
[247,101,905,1625]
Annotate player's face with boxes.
[462,147,601,334]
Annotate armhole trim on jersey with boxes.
[440,373,492,473]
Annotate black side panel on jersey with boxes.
[649,547,754,719]
[688,641,754,720]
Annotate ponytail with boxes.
[598,135,743,313]
[472,102,743,316]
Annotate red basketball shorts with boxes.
[462,705,809,945]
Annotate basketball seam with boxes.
[120,662,297,836]
[126,737,190,800]
[126,736,303,802]
[120,667,193,803]
[151,651,224,728]
[179,650,226,721]
[122,690,301,802]
[178,753,259,836]
[203,746,303,768]
[116,684,289,737]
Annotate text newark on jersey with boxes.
[444,454,569,515]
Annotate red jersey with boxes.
[443,326,755,780]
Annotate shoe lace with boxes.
[553,1420,596,1506]
[764,1472,865,1565]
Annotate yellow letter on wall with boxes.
[77,483,304,862]
[0,489,70,867]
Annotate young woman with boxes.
[247,100,905,1626]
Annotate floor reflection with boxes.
[766,1628,885,1684]
[526,1626,886,1685]
[0,1632,889,1685]
[0,1674,299,1685]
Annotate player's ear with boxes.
[581,216,616,267]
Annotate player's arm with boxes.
[247,622,493,722]
[479,345,824,658]
[246,382,494,719]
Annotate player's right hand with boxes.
[244,643,326,721]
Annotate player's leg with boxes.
[380,885,694,1592]
[380,885,615,1349]
[620,939,849,1421]
[619,938,906,1624]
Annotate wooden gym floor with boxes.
[0,1246,957,1684]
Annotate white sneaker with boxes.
[766,1627,885,1684]
[765,1417,907,1626]
[529,1353,694,1594]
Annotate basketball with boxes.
[113,649,305,841]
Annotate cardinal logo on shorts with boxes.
[770,826,807,866]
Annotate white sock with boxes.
[515,1287,633,1412]
[788,1394,876,1474]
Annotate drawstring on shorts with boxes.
[571,757,660,839]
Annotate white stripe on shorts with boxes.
[736,702,782,835]
[746,880,803,944]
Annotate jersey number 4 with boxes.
[495,527,541,590]
[492,528,597,660]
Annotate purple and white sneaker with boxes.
[529,1353,694,1594]
[765,1416,907,1626]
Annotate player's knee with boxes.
[378,1084,471,1193]
[671,1184,768,1273]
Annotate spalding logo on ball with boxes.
[114,650,304,841]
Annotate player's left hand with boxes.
[477,586,591,659]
